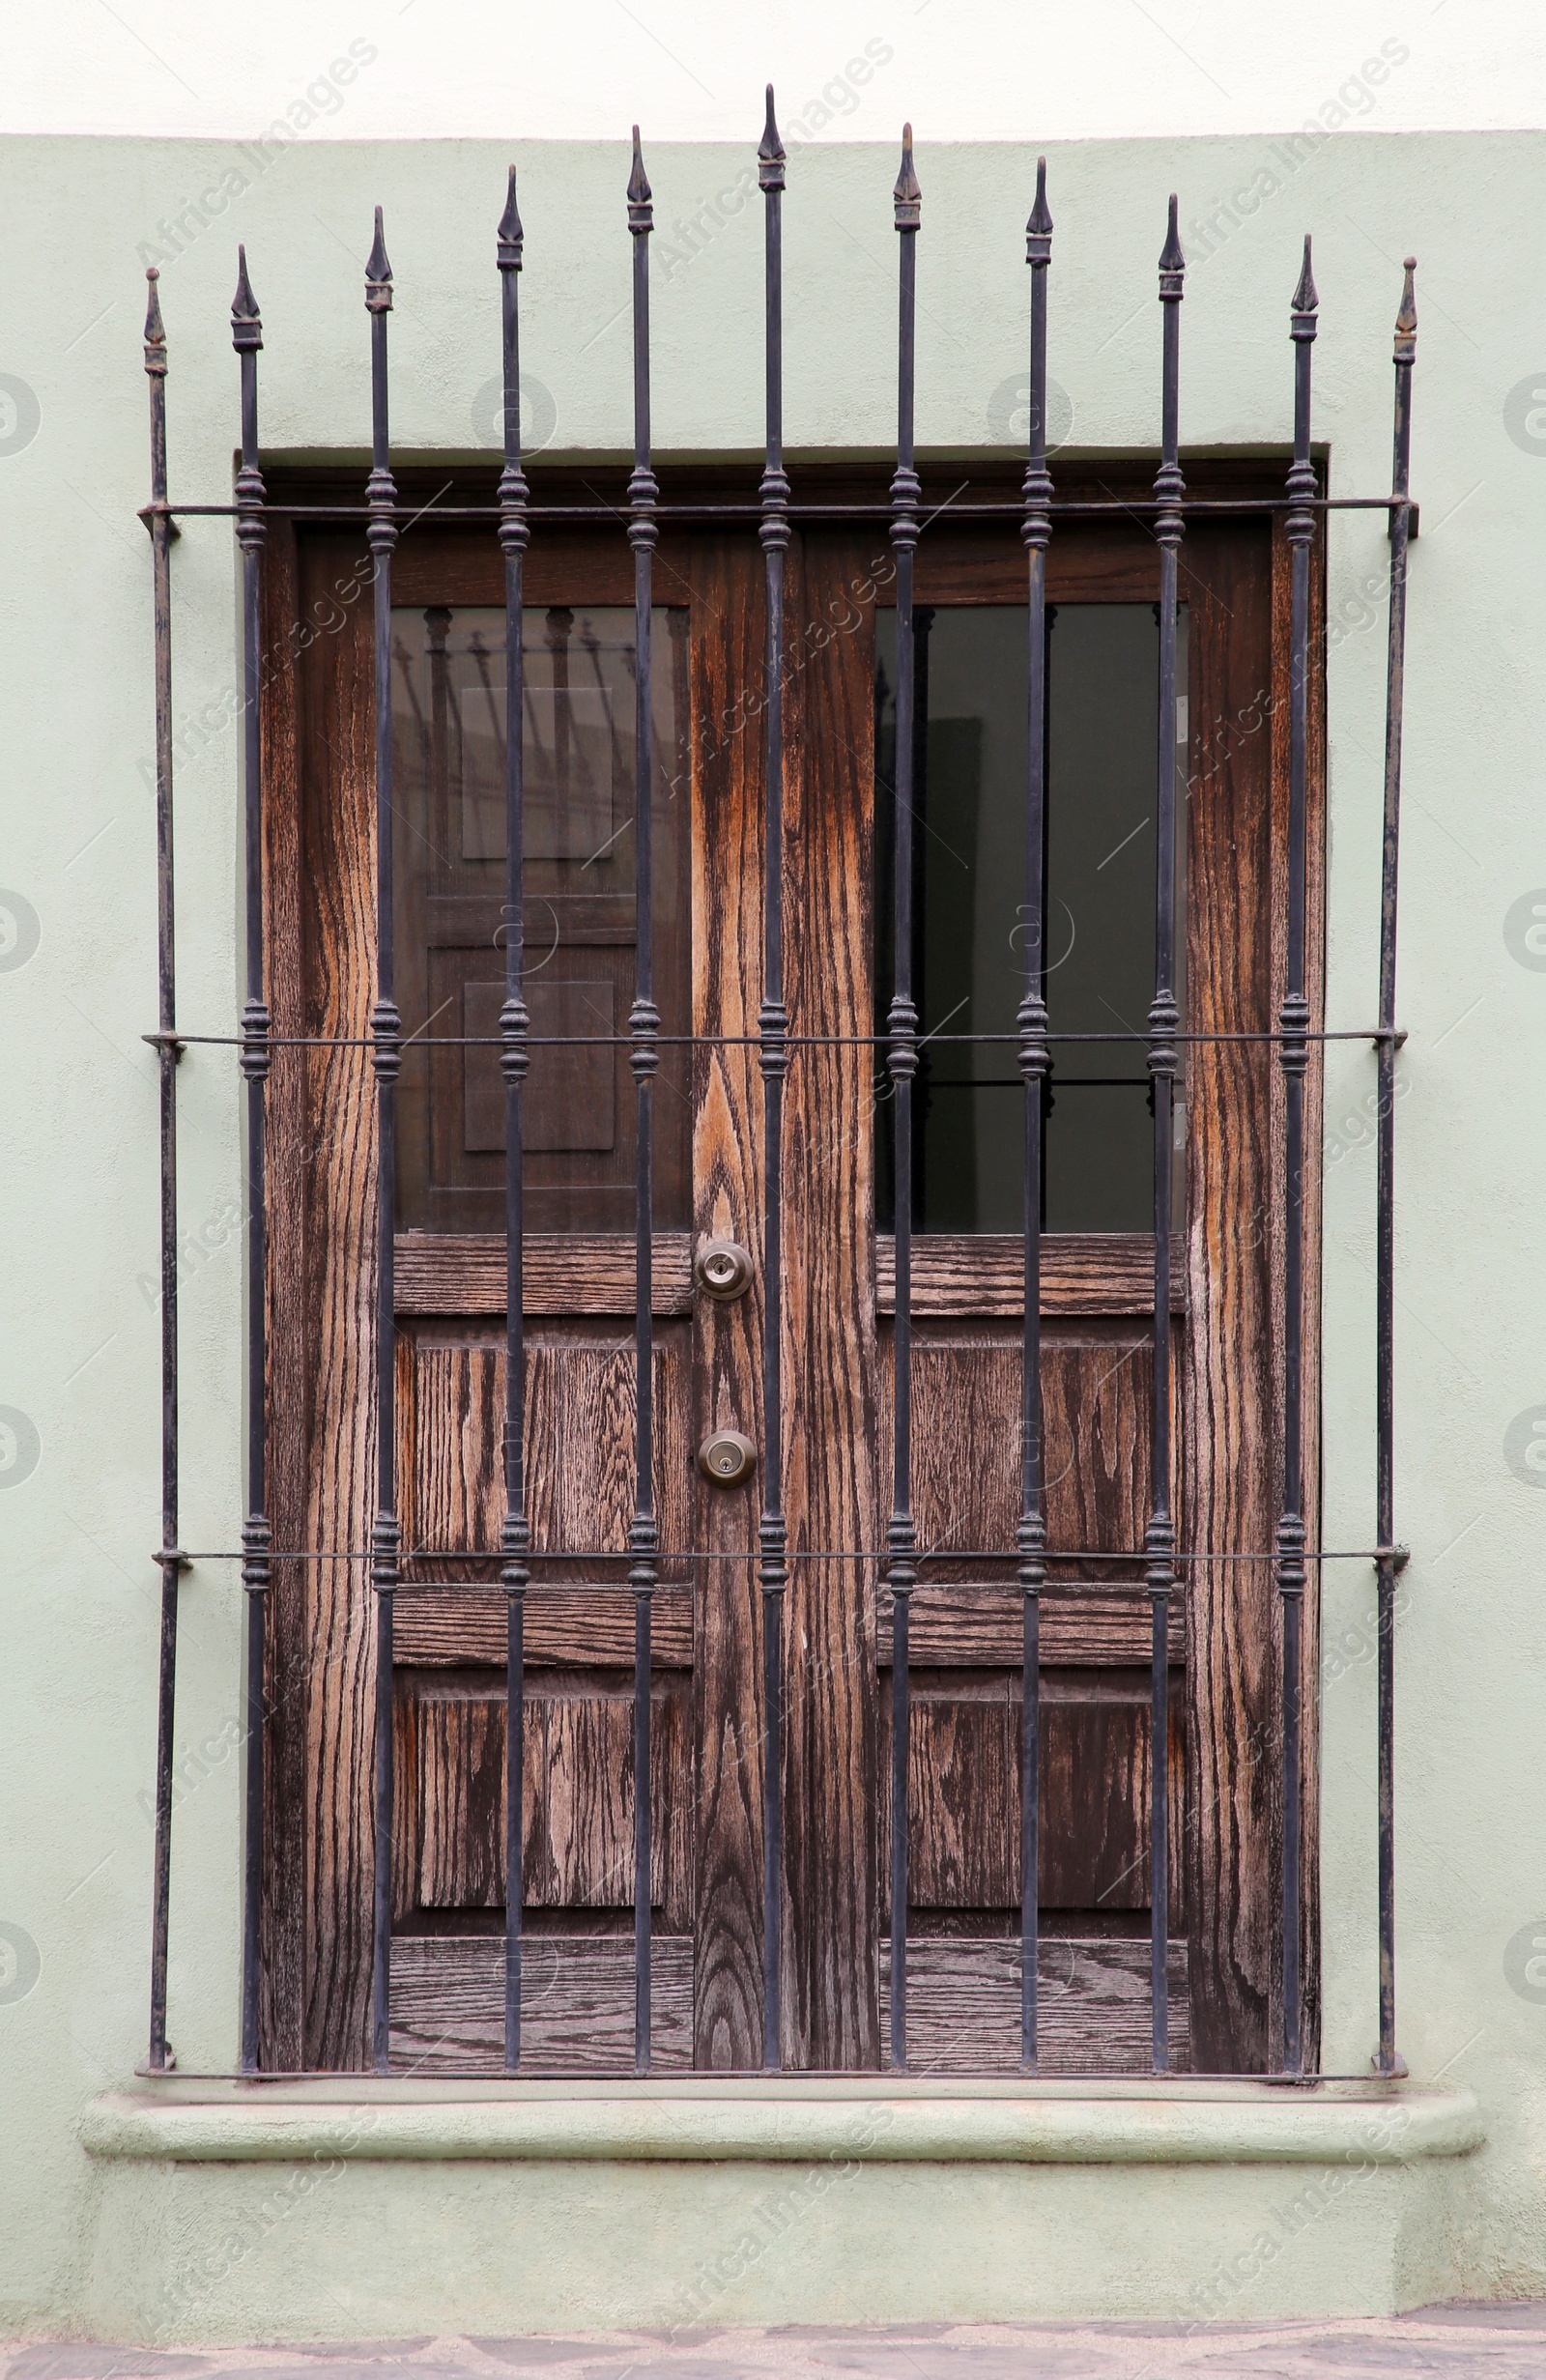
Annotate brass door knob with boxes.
[698,1428,756,1487]
[695,1238,754,1302]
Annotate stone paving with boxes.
[8,2311,1546,2380]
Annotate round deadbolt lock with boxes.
[698,1428,757,1488]
[695,1237,755,1303]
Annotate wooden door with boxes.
[259,475,1314,2078]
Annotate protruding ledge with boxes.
[81,2079,1482,2167]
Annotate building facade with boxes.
[4,7,1546,2340]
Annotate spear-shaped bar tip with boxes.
[1394,255,1417,361]
[1159,192,1185,296]
[1026,154,1052,264]
[759,82,786,187]
[143,266,166,369]
[894,122,921,229]
[1290,233,1318,337]
[498,164,524,270]
[365,204,393,310]
[231,244,263,350]
[628,125,652,229]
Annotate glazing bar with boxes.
[1277,239,1318,2076]
[1377,258,1417,2079]
[144,269,186,2075]
[365,208,402,2076]
[232,249,271,2077]
[496,167,531,2075]
[627,129,660,2077]
[887,125,922,2074]
[1146,196,1187,2075]
[758,87,789,2076]
[1017,158,1053,2074]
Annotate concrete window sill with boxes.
[81,2075,1483,2166]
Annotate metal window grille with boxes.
[140,95,1417,2081]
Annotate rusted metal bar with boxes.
[1277,237,1318,2077]
[1376,257,1417,2079]
[758,86,789,2075]
[144,268,187,2076]
[887,124,921,2073]
[365,207,402,2076]
[1017,157,1053,2074]
[496,166,530,2075]
[1146,195,1186,2074]
[627,127,660,2077]
[232,247,271,2077]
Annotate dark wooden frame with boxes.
[257,463,1324,2076]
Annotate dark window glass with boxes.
[874,601,1187,1234]
[391,602,690,1234]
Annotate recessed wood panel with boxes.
[390,1933,693,2075]
[880,1936,1190,2075]
[880,1327,1155,1571]
[403,1680,692,1925]
[878,1672,1184,1929]
[398,1326,692,1580]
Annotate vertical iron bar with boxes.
[887,125,921,2074]
[232,250,271,2077]
[1377,258,1417,2079]
[365,209,402,2075]
[1017,158,1053,2075]
[1277,239,1318,2077]
[144,270,186,2075]
[1146,196,1186,2075]
[627,129,660,2077]
[758,87,789,2077]
[497,167,530,2076]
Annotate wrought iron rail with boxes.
[758,85,789,2075]
[626,126,660,2075]
[364,207,403,2077]
[885,123,923,2073]
[1016,156,1053,2073]
[496,165,530,2075]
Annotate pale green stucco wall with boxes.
[2,126,1545,2334]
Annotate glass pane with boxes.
[874,601,1187,1234]
[391,603,690,1234]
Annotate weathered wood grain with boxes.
[394,1233,694,1314]
[875,1233,1187,1315]
[1182,526,1279,2073]
[879,1936,1190,2075]
[876,1675,1183,1930]
[781,533,879,2069]
[296,534,381,2071]
[397,1329,691,1580]
[905,1689,1016,1909]
[402,1681,692,1925]
[876,1589,1185,1667]
[1265,514,1328,2071]
[389,1933,694,2074]
[264,481,1300,2084]
[879,1327,1154,1573]
[688,537,768,2068]
[259,513,307,2070]
[394,1585,694,1669]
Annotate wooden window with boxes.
[258,468,1322,2078]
